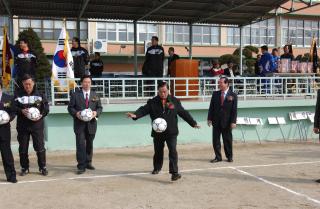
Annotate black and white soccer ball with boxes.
[0,110,10,125]
[27,107,41,121]
[80,108,93,122]
[152,118,167,133]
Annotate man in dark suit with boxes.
[207,76,238,163]
[126,81,200,181]
[313,89,320,183]
[0,80,17,183]
[68,75,103,174]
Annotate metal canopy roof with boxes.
[0,0,289,26]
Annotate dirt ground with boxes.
[0,141,320,209]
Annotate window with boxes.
[281,18,320,47]
[226,19,275,46]
[164,24,219,45]
[0,16,9,36]
[18,19,88,40]
[97,22,157,42]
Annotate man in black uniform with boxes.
[207,76,238,163]
[89,52,104,78]
[68,75,103,174]
[14,74,49,176]
[71,37,89,78]
[0,80,17,183]
[127,81,200,181]
[14,39,37,89]
[142,36,164,77]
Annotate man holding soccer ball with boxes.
[0,80,17,183]
[14,74,49,176]
[68,75,102,174]
[126,81,200,181]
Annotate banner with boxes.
[1,26,13,89]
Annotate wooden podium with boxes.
[170,59,199,96]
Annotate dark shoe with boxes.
[151,169,160,175]
[171,173,182,181]
[77,169,86,175]
[210,159,222,163]
[86,164,95,170]
[20,168,29,176]
[39,167,48,176]
[227,158,233,163]
[316,179,320,183]
[7,176,17,183]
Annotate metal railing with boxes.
[49,76,320,105]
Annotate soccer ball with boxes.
[80,108,93,122]
[0,110,10,125]
[27,107,41,121]
[152,118,167,133]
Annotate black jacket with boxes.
[133,95,197,137]
[223,68,234,77]
[0,93,16,138]
[207,90,238,129]
[89,59,104,77]
[71,47,89,78]
[68,90,103,135]
[314,89,320,128]
[142,45,164,77]
[15,50,37,81]
[14,89,49,131]
[168,54,180,76]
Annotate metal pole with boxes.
[133,21,138,76]
[239,26,243,75]
[76,18,81,39]
[189,23,193,59]
[9,16,13,43]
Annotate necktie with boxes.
[220,92,224,106]
[85,93,89,108]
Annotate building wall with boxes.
[44,99,317,151]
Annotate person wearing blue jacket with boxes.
[258,45,276,76]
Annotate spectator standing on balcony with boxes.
[89,52,104,78]
[142,36,165,77]
[167,47,180,77]
[14,39,37,90]
[223,61,235,77]
[255,54,261,76]
[210,59,224,77]
[258,45,276,76]
[272,48,280,72]
[280,45,294,60]
[71,37,89,79]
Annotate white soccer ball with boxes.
[80,108,93,122]
[0,110,10,125]
[152,118,167,133]
[27,107,41,121]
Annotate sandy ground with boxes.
[0,142,320,209]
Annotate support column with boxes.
[239,26,243,75]
[134,21,138,76]
[189,23,193,59]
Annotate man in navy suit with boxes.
[207,76,238,163]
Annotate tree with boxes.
[15,28,51,80]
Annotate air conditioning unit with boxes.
[144,40,152,54]
[93,40,107,53]
[0,36,3,50]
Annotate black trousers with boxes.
[17,128,46,169]
[212,125,233,160]
[75,127,95,170]
[0,133,16,179]
[153,135,178,174]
